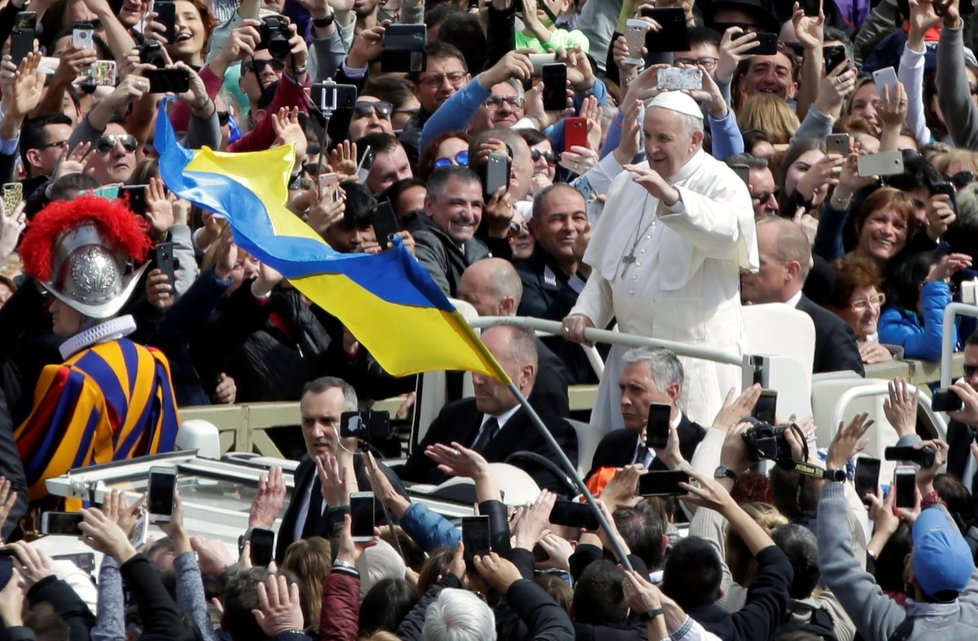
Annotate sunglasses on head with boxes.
[251,58,285,74]
[433,150,469,168]
[95,134,138,153]
[353,101,393,117]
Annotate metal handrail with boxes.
[941,302,978,388]
[829,382,947,441]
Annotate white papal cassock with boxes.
[571,148,759,432]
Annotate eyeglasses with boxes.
[217,111,230,126]
[965,364,978,377]
[433,150,469,168]
[95,134,138,153]
[952,171,976,188]
[850,292,886,313]
[507,222,530,238]
[530,148,559,164]
[418,71,468,88]
[675,56,719,70]
[482,95,524,110]
[250,58,285,74]
[353,101,393,118]
[36,140,69,151]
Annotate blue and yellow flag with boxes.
[155,101,508,382]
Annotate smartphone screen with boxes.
[356,146,375,184]
[638,470,690,497]
[854,457,881,504]
[541,63,567,111]
[350,492,375,542]
[148,467,176,522]
[548,500,599,530]
[895,466,916,509]
[144,68,190,93]
[41,511,84,536]
[822,44,847,73]
[646,403,671,450]
[248,528,275,567]
[155,1,176,43]
[462,515,491,567]
[752,390,778,424]
[371,201,401,249]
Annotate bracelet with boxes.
[922,490,946,508]
[312,13,335,27]
[640,607,664,622]
[326,503,350,514]
[830,191,852,208]
[333,558,356,570]
[277,630,305,636]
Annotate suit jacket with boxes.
[796,294,866,377]
[947,419,977,484]
[586,413,707,480]
[532,337,571,419]
[412,225,490,298]
[275,453,407,563]
[399,398,578,493]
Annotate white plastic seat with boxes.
[741,303,816,420]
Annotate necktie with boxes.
[634,444,649,466]
[301,478,324,538]
[471,417,499,453]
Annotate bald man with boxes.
[458,258,570,419]
[740,218,864,376]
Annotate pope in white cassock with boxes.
[562,91,758,431]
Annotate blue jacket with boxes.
[878,281,956,361]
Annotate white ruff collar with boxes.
[60,315,138,360]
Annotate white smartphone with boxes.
[872,66,898,99]
[147,466,176,524]
[72,27,95,51]
[349,491,375,543]
[623,19,649,66]
[40,511,84,536]
[528,52,557,77]
[657,67,703,91]
[857,150,904,177]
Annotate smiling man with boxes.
[736,45,799,102]
[413,166,489,297]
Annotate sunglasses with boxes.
[966,364,978,377]
[353,101,393,117]
[952,171,976,188]
[95,134,138,153]
[433,150,469,168]
[217,110,230,126]
[251,58,285,74]
[530,148,559,164]
[36,140,69,151]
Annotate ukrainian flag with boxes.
[155,100,507,382]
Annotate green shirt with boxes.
[515,28,590,53]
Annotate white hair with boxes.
[423,588,497,641]
[355,539,406,597]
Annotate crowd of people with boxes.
[0,0,977,638]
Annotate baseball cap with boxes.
[912,507,973,599]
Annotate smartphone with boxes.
[750,354,769,387]
[731,163,750,185]
[822,44,847,73]
[564,116,587,151]
[638,470,690,497]
[11,29,35,66]
[84,60,117,86]
[350,491,375,543]
[623,19,649,66]
[643,8,689,53]
[147,466,177,523]
[646,402,671,450]
[248,527,275,567]
[40,511,84,536]
[312,83,358,112]
[462,515,491,568]
[73,26,94,51]
[380,24,427,73]
[529,52,557,77]
[52,552,96,574]
[119,184,147,215]
[826,133,850,157]
[143,68,190,94]
[656,67,702,91]
[2,182,23,215]
[541,63,567,111]
[854,457,881,505]
[857,151,904,177]
[754,32,779,55]
[884,445,936,468]
[14,11,36,30]
[318,171,339,201]
[129,509,149,547]
[372,201,401,248]
[931,180,957,211]
[752,389,778,424]
[482,152,510,200]
[894,465,916,508]
[356,146,375,184]
[548,500,599,530]
[155,1,177,43]
[154,242,176,288]
[931,387,964,412]
[872,66,898,99]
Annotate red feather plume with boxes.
[20,195,153,281]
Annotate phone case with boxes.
[565,117,588,150]
[657,67,702,91]
[857,151,904,177]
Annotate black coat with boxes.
[586,414,707,480]
[796,294,866,377]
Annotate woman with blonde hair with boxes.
[283,536,333,632]
[737,94,801,144]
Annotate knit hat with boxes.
[912,506,973,599]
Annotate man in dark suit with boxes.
[945,331,978,496]
[741,217,865,376]
[586,347,707,480]
[399,323,578,492]
[274,376,406,563]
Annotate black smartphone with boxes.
[931,180,957,211]
[462,515,491,569]
[350,492,375,542]
[932,387,964,412]
[154,242,176,289]
[381,23,427,73]
[643,8,689,53]
[752,389,778,424]
[148,467,177,523]
[311,82,358,111]
[754,32,779,55]
[481,152,510,200]
[638,470,690,497]
[854,457,881,505]
[372,201,401,249]
[894,465,916,508]
[548,500,599,530]
[646,403,671,450]
[356,146,375,184]
[14,11,36,30]
[823,44,847,73]
[800,0,820,16]
[248,527,275,567]
[884,446,936,468]
[155,1,176,43]
[10,28,34,66]
[143,68,190,94]
[750,354,768,387]
[119,184,148,215]
[41,511,84,535]
[541,63,567,111]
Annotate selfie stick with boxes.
[507,383,634,572]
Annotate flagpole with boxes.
[506,382,634,572]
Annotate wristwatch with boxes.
[714,465,737,482]
[312,11,335,27]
